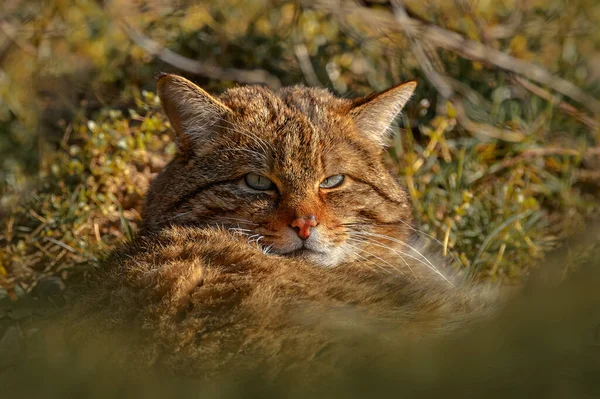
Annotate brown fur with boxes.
[67,74,501,378]
[143,74,416,268]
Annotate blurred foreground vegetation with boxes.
[2,224,600,398]
[0,0,599,305]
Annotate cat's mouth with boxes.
[270,242,344,267]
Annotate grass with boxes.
[0,0,599,301]
[1,91,597,301]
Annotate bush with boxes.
[1,0,599,296]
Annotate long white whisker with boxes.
[344,246,391,275]
[351,231,436,269]
[392,219,464,268]
[350,231,452,285]
[247,234,261,244]
[343,220,464,269]
[346,235,428,272]
[346,236,418,280]
[344,241,404,276]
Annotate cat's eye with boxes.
[244,173,275,190]
[319,174,345,189]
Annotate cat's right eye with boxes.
[244,173,275,191]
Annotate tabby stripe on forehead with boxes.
[352,177,405,206]
[342,139,377,169]
[168,179,238,214]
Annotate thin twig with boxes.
[0,21,36,56]
[493,147,600,174]
[452,100,526,142]
[510,75,599,131]
[294,43,324,87]
[396,8,526,142]
[45,237,77,253]
[575,170,600,183]
[119,21,282,89]
[390,0,600,115]
[309,0,600,115]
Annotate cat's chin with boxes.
[278,247,343,268]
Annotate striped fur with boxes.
[66,75,503,378]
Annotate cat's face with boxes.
[144,74,416,267]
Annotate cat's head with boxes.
[143,73,416,267]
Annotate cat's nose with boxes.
[290,215,318,240]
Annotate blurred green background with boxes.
[0,0,599,297]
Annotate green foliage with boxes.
[0,91,172,290]
[0,0,599,293]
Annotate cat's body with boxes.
[70,226,496,378]
[67,74,502,378]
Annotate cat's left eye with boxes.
[244,173,275,190]
[320,174,345,189]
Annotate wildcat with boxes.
[65,73,501,378]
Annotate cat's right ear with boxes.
[156,73,232,154]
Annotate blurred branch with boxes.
[470,146,600,186]
[575,170,600,183]
[294,43,324,87]
[483,12,522,40]
[0,21,36,56]
[394,10,526,142]
[309,0,600,115]
[452,101,526,142]
[391,0,600,115]
[119,21,282,89]
[491,147,600,176]
[510,76,599,131]
[454,0,523,42]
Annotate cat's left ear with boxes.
[350,81,416,146]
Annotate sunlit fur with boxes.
[144,74,419,270]
[66,75,503,377]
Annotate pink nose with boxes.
[290,215,318,240]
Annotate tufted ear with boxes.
[350,81,416,146]
[156,73,232,154]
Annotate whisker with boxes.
[227,227,253,234]
[344,247,391,275]
[247,234,261,244]
[211,216,259,225]
[162,211,193,222]
[346,236,418,280]
[349,231,452,285]
[350,231,436,269]
[384,219,465,269]
[343,241,404,276]
[347,234,430,271]
[262,244,274,254]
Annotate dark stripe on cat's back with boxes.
[168,179,238,213]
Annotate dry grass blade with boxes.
[119,21,282,89]
[390,0,600,115]
[510,76,600,131]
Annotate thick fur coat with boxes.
[66,74,501,378]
